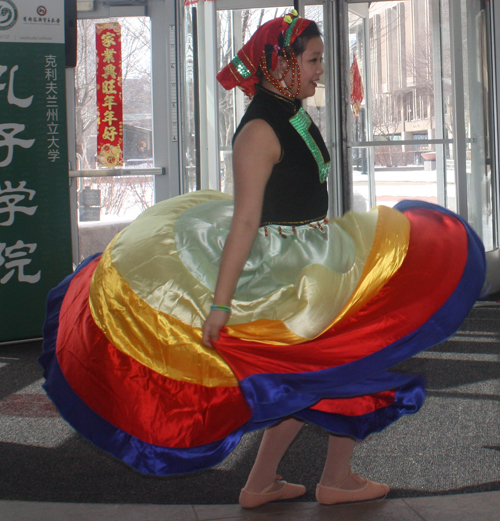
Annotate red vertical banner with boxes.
[96,22,124,168]
[350,54,364,120]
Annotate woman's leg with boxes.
[318,434,357,488]
[239,418,307,508]
[242,417,304,493]
[316,434,389,505]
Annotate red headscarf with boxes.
[217,11,313,97]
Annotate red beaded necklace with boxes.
[259,46,302,99]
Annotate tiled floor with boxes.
[1,492,500,521]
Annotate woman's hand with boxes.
[202,119,280,349]
[202,309,230,348]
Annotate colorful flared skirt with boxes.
[40,190,486,476]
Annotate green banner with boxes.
[0,1,72,342]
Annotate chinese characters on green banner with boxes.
[0,0,72,342]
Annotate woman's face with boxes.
[285,36,324,100]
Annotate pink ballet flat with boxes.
[316,472,389,506]
[239,479,306,509]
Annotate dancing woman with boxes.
[41,11,485,510]
[212,12,391,508]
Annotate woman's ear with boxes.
[276,55,288,74]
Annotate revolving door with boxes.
[345,0,498,292]
[69,0,500,294]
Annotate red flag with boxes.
[350,54,364,119]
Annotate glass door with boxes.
[67,1,178,264]
[216,5,295,195]
[215,3,334,196]
[180,1,296,195]
[347,0,496,251]
[73,14,155,262]
[179,0,341,214]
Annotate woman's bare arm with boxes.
[202,118,280,347]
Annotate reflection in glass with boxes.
[181,6,198,193]
[460,0,495,250]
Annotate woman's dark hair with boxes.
[258,21,321,76]
[291,22,321,56]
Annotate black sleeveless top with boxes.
[233,85,330,226]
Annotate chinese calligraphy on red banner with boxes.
[96,22,124,167]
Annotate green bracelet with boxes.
[211,304,231,313]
